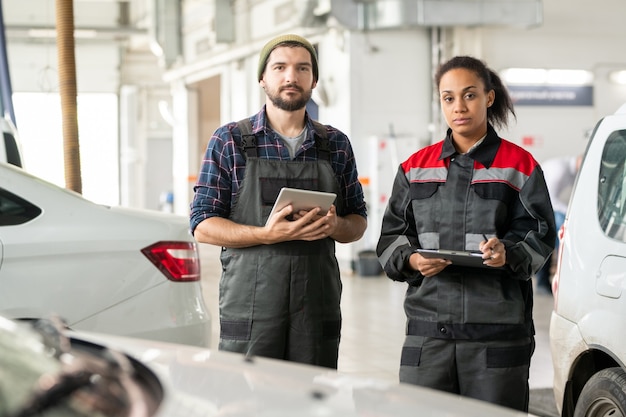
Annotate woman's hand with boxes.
[408,252,451,277]
[480,236,506,267]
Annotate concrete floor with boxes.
[199,244,559,417]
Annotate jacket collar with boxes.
[439,124,501,168]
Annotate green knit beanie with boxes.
[257,34,318,82]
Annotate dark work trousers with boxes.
[400,336,534,411]
[218,142,343,368]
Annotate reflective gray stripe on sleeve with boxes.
[379,235,411,266]
[520,240,547,273]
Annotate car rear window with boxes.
[598,130,626,242]
[3,131,22,167]
[0,188,42,225]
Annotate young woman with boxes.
[377,56,555,411]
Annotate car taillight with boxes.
[141,241,201,282]
[552,221,567,310]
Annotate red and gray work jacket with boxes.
[377,125,556,341]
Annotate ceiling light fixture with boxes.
[609,70,626,85]
[501,68,593,86]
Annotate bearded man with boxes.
[190,34,367,368]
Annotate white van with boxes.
[549,103,626,417]
[0,117,22,167]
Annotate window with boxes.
[13,92,119,205]
[598,130,626,242]
[3,130,22,167]
[0,188,41,226]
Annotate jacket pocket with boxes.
[470,183,515,233]
[472,182,516,204]
[464,273,526,325]
[486,341,533,368]
[410,182,440,199]
[410,182,442,240]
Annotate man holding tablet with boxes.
[190,34,367,368]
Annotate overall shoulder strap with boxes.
[236,118,257,158]
[238,118,330,161]
[311,120,331,162]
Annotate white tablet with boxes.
[266,187,337,225]
[415,248,488,268]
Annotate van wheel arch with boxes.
[573,367,626,417]
[563,350,619,417]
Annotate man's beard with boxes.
[267,84,312,111]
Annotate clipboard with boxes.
[415,248,488,268]
[266,187,336,225]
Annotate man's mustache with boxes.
[280,83,303,93]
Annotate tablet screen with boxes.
[266,188,336,225]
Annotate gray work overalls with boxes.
[218,121,343,368]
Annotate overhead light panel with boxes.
[28,29,97,39]
[501,68,593,86]
[609,70,626,85]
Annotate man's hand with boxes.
[265,204,335,242]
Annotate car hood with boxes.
[79,332,535,417]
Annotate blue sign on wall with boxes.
[507,85,593,106]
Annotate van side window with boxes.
[0,188,42,226]
[598,130,626,242]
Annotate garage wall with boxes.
[4,0,626,217]
[454,0,626,162]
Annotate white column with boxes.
[170,80,199,216]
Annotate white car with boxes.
[0,162,211,347]
[0,315,537,417]
[549,103,626,416]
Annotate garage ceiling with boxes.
[2,0,148,42]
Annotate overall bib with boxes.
[218,130,344,368]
